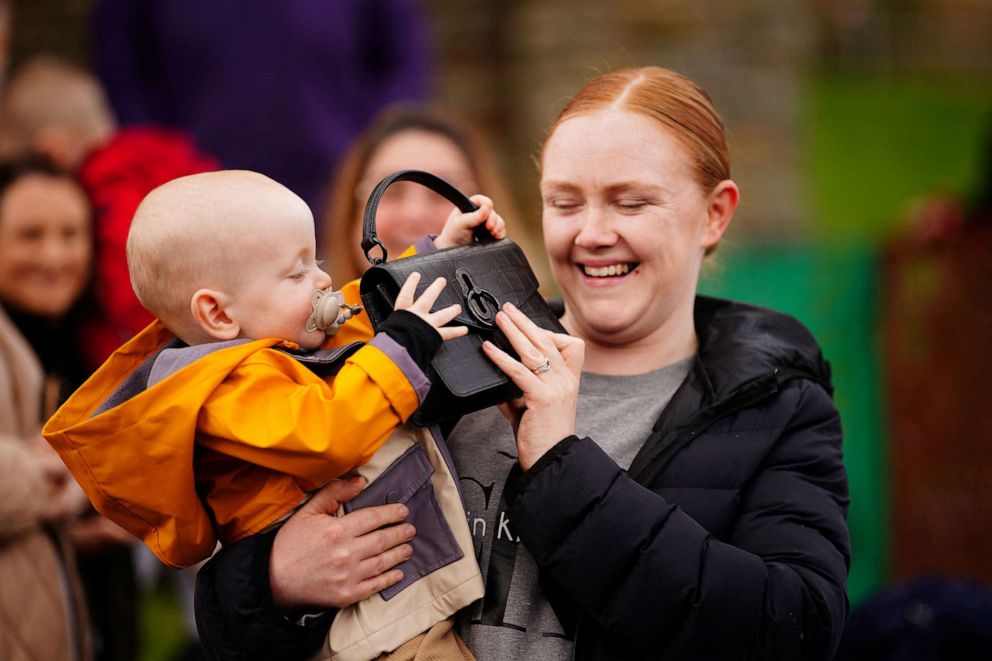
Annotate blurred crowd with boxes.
[0,2,533,660]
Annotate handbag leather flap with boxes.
[360,238,564,400]
[360,239,540,330]
[357,169,566,422]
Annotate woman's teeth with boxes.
[582,263,631,278]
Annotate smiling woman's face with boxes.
[0,173,92,318]
[540,109,721,350]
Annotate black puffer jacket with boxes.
[506,296,850,660]
[194,296,850,660]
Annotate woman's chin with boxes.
[567,305,639,341]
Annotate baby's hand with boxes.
[434,194,506,249]
[393,272,468,342]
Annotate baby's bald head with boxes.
[127,170,313,342]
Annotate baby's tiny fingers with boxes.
[395,272,422,308]
[409,276,447,312]
[487,212,507,239]
[438,325,468,341]
[469,194,494,211]
[428,303,462,328]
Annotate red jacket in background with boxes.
[78,127,218,369]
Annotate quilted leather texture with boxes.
[359,169,566,425]
[360,238,565,425]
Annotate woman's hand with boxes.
[269,476,415,612]
[482,302,584,470]
[32,438,89,522]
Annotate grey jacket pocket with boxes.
[343,442,463,600]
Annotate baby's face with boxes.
[224,201,332,349]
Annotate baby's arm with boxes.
[197,275,461,487]
[434,194,506,249]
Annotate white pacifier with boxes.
[306,288,362,335]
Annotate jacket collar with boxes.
[693,295,832,403]
[628,296,833,482]
[549,294,832,404]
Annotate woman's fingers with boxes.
[270,491,417,610]
[497,399,525,435]
[358,539,413,583]
[482,339,539,390]
[341,502,411,537]
[353,568,406,603]
[495,304,559,372]
[549,331,585,377]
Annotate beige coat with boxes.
[314,425,483,661]
[0,305,91,661]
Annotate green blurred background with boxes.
[701,70,992,606]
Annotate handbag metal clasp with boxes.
[454,268,500,327]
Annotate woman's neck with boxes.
[568,304,698,376]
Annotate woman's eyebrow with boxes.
[605,182,665,196]
[540,180,582,193]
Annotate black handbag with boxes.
[359,170,566,426]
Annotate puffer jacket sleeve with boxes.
[195,529,333,661]
[507,379,850,660]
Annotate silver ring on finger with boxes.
[532,356,551,375]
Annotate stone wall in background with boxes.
[428,0,817,241]
[427,0,992,242]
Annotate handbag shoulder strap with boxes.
[361,169,492,265]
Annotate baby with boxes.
[44,170,502,660]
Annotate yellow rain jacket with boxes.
[42,280,424,568]
[45,248,484,660]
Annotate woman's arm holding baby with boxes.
[195,478,411,660]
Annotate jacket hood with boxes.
[42,321,285,567]
[693,295,832,402]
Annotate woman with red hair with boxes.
[196,67,850,661]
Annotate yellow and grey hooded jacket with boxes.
[43,276,483,659]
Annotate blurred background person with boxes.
[320,102,544,287]
[0,54,218,661]
[835,575,992,661]
[0,156,95,661]
[92,0,430,218]
[0,55,218,371]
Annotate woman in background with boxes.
[320,103,539,285]
[0,157,94,661]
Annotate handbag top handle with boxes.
[361,169,495,265]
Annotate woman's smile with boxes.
[576,260,639,284]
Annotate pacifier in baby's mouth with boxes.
[306,288,363,335]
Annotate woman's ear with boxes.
[190,288,240,340]
[701,179,740,250]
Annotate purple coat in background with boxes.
[92,0,431,215]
